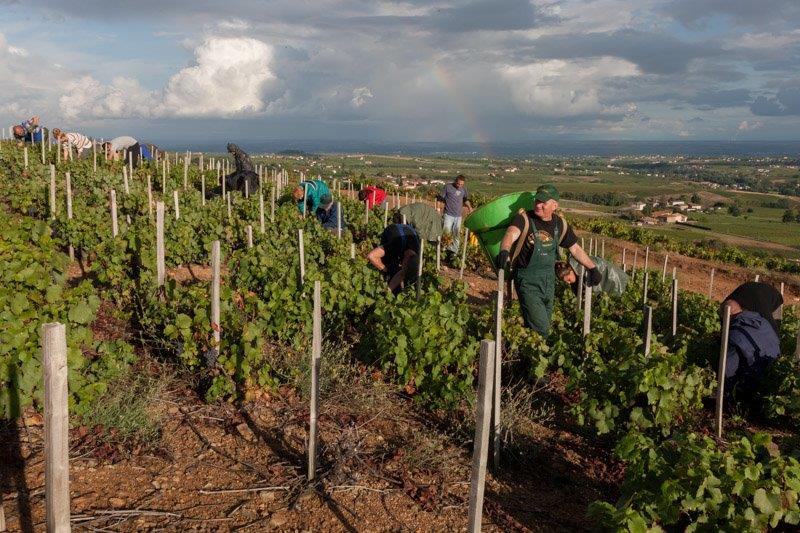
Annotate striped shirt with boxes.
[65,132,93,153]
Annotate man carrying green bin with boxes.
[495,184,601,336]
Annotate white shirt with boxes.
[109,136,138,152]
[65,132,92,153]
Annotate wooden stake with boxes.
[582,281,592,337]
[336,201,342,239]
[271,186,276,222]
[123,166,130,195]
[436,237,441,271]
[642,270,649,306]
[644,246,649,271]
[201,175,206,206]
[459,229,469,280]
[671,277,679,337]
[227,193,232,221]
[259,193,265,233]
[643,305,652,356]
[49,165,56,220]
[211,240,221,350]
[147,176,153,219]
[416,239,424,300]
[383,201,389,227]
[662,255,668,280]
[173,190,180,220]
[42,322,70,533]
[65,172,73,261]
[350,242,356,260]
[467,340,496,533]
[298,229,306,286]
[708,268,715,298]
[110,190,119,237]
[622,248,627,271]
[156,202,165,287]
[715,304,731,440]
[246,225,253,248]
[24,146,28,169]
[632,249,638,278]
[93,140,97,173]
[308,280,322,481]
[577,265,585,311]
[492,269,504,470]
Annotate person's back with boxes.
[109,136,138,152]
[296,180,332,214]
[725,310,781,396]
[317,201,345,231]
[360,186,386,209]
[724,282,783,334]
[380,223,420,269]
[228,143,255,173]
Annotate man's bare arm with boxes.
[367,246,387,272]
[568,243,596,270]
[500,225,521,252]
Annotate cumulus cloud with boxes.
[350,86,373,108]
[59,37,277,119]
[500,57,639,117]
[738,120,763,131]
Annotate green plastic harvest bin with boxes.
[464,191,536,264]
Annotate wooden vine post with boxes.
[467,339,496,533]
[147,176,153,219]
[383,201,389,227]
[642,270,649,307]
[671,277,679,337]
[708,268,715,298]
[49,165,57,220]
[308,281,322,481]
[643,305,653,357]
[42,322,71,533]
[298,229,306,286]
[492,269,505,470]
[173,190,180,220]
[416,239,425,301]
[644,246,650,271]
[715,304,731,440]
[582,281,592,337]
[110,190,119,237]
[350,243,356,260]
[156,202,165,287]
[436,237,441,271]
[201,176,206,206]
[211,240,221,353]
[24,146,28,169]
[246,225,253,248]
[622,248,627,271]
[577,265,585,312]
[662,255,669,280]
[459,228,469,280]
[65,172,74,261]
[259,193,265,233]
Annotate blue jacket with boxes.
[296,180,332,214]
[725,311,780,387]
[317,202,345,231]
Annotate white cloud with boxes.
[350,86,373,108]
[738,120,763,131]
[499,57,639,117]
[58,37,277,119]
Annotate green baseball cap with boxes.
[534,184,560,202]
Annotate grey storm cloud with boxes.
[667,0,800,28]
[686,89,752,110]
[751,87,800,116]
[427,0,551,32]
[523,30,723,74]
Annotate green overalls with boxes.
[514,218,560,337]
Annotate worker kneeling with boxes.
[722,282,783,399]
[367,213,420,294]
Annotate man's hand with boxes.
[586,267,602,287]
[496,249,510,270]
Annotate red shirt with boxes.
[363,186,386,209]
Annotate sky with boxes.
[1,0,800,145]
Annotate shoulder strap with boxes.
[509,208,530,267]
[558,214,569,245]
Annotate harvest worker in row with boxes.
[367,212,420,294]
[12,116,44,143]
[293,179,332,215]
[52,128,93,159]
[496,184,601,337]
[359,185,387,209]
[224,143,259,194]
[437,175,472,260]
[556,254,629,296]
[103,136,154,168]
[721,282,783,400]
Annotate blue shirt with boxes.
[439,183,468,217]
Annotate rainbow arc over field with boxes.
[430,63,493,156]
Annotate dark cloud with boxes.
[686,88,751,109]
[428,0,551,32]
[751,87,800,116]
[525,30,722,74]
[667,0,800,28]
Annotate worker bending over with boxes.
[367,213,421,294]
[556,255,629,296]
